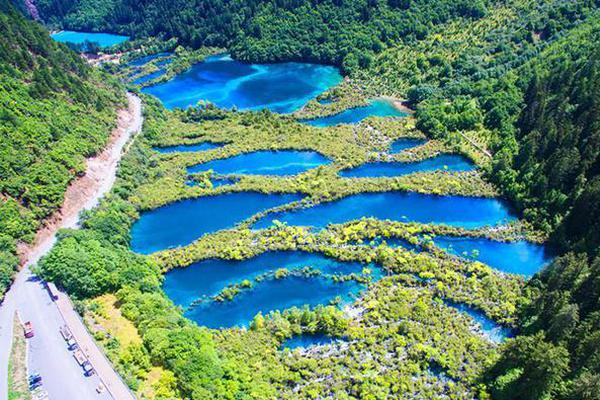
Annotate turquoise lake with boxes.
[133,69,166,85]
[254,192,515,230]
[339,154,475,178]
[433,236,552,276]
[141,54,342,112]
[187,150,330,176]
[301,99,407,127]
[154,142,224,153]
[128,52,172,67]
[163,251,378,328]
[446,301,512,343]
[390,138,427,153]
[51,30,129,49]
[130,192,302,254]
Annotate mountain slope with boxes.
[0,0,123,298]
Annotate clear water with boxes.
[317,98,334,105]
[163,251,376,328]
[434,236,552,276]
[187,150,330,176]
[339,154,475,178]
[188,275,362,328]
[133,69,166,85]
[141,54,342,112]
[254,192,515,230]
[130,192,302,254]
[154,142,223,153]
[301,99,407,127]
[282,333,338,349]
[445,301,512,343]
[51,31,129,49]
[128,52,172,67]
[390,138,427,153]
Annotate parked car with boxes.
[23,321,34,338]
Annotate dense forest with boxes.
[6,0,600,398]
[33,0,487,73]
[0,0,122,298]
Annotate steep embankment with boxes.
[0,0,123,299]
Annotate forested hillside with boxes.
[15,0,600,398]
[34,0,487,72]
[0,0,123,298]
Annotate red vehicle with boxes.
[23,321,34,338]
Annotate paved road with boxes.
[0,93,142,400]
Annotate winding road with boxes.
[0,93,142,400]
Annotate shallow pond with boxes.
[446,301,512,343]
[339,154,475,178]
[390,138,427,153]
[130,192,302,254]
[154,142,224,153]
[133,69,167,85]
[128,52,172,67]
[141,54,342,112]
[433,236,552,276]
[301,99,407,127]
[282,333,339,349]
[254,192,515,230]
[51,30,129,49]
[187,150,330,176]
[163,251,378,328]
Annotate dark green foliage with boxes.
[0,0,122,299]
[37,0,488,72]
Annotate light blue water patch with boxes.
[186,275,363,328]
[164,251,368,305]
[254,192,516,230]
[390,138,427,153]
[128,52,172,67]
[51,31,129,49]
[130,192,302,254]
[133,69,166,85]
[187,150,330,176]
[445,301,513,343]
[141,53,342,113]
[339,154,475,178]
[154,142,224,153]
[282,333,339,349]
[433,236,553,276]
[163,251,377,328]
[301,99,407,127]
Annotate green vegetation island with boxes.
[1,0,599,399]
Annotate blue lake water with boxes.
[339,154,475,178]
[187,276,362,328]
[163,251,376,328]
[254,192,515,230]
[142,54,342,112]
[187,150,330,176]
[390,138,427,153]
[434,236,552,276]
[301,99,407,127]
[131,192,302,254]
[51,31,129,49]
[446,301,512,343]
[128,52,172,67]
[133,69,166,85]
[282,333,338,349]
[154,142,224,153]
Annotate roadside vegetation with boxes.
[8,314,30,400]
[0,3,123,300]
